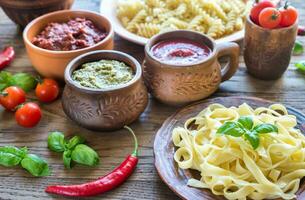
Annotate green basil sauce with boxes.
[72,60,134,89]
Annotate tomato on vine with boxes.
[250,0,276,24]
[279,2,298,27]
[15,102,42,128]
[0,86,26,111]
[35,78,59,103]
[259,8,282,29]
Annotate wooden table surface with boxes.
[0,0,304,200]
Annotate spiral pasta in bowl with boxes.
[100,0,251,45]
[154,97,305,200]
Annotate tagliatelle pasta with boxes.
[172,103,305,200]
[117,0,251,39]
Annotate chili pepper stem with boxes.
[124,126,138,157]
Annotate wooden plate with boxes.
[154,96,305,200]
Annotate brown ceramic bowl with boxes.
[23,10,114,80]
[0,0,74,28]
[143,30,240,106]
[62,50,148,131]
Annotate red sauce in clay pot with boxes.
[151,39,211,65]
[32,18,107,51]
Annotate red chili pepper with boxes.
[45,126,139,197]
[298,26,305,36]
[0,47,15,70]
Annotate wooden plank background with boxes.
[0,0,304,199]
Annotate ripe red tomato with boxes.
[250,0,276,24]
[279,4,298,27]
[0,86,26,111]
[15,102,42,128]
[259,8,282,29]
[35,78,59,103]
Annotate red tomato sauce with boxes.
[32,18,107,51]
[151,39,212,65]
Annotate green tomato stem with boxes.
[124,126,138,157]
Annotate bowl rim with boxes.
[246,15,299,31]
[64,50,142,94]
[145,30,218,68]
[23,9,114,55]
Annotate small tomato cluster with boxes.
[0,77,59,128]
[250,0,298,29]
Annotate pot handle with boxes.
[216,42,240,82]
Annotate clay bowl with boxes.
[0,0,74,28]
[62,50,148,131]
[23,10,114,80]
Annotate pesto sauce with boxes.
[72,59,134,89]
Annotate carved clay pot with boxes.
[244,17,298,80]
[143,30,240,106]
[62,50,148,131]
[0,0,74,28]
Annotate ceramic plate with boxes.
[154,96,305,200]
[100,0,247,46]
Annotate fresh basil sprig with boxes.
[217,116,278,149]
[0,71,37,92]
[48,132,99,169]
[0,146,49,177]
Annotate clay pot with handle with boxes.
[143,30,240,106]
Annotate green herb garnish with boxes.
[48,132,99,169]
[217,116,278,149]
[295,61,305,72]
[0,71,37,92]
[293,40,304,56]
[0,146,49,177]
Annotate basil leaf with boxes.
[66,135,86,150]
[71,144,99,166]
[253,124,278,134]
[48,132,66,153]
[293,41,304,55]
[0,146,28,166]
[238,116,253,130]
[0,146,28,158]
[295,61,305,72]
[63,150,72,169]
[244,132,260,150]
[21,154,50,177]
[0,71,12,91]
[9,73,37,92]
[217,122,246,137]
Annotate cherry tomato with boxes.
[15,102,42,128]
[35,78,59,103]
[250,0,276,24]
[0,86,26,111]
[279,3,298,27]
[259,8,282,29]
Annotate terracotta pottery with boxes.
[154,96,305,200]
[244,17,298,80]
[143,30,240,106]
[23,10,114,80]
[62,50,148,131]
[0,0,74,27]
